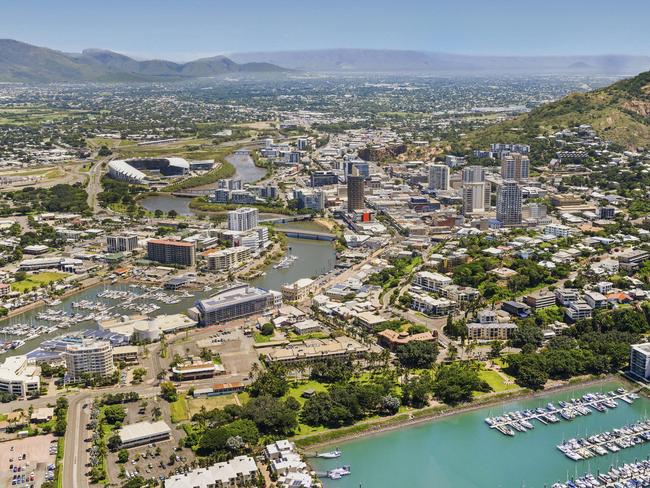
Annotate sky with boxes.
[2,0,650,61]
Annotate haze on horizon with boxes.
[3,0,649,62]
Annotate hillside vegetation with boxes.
[462,70,650,149]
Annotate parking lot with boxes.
[0,434,57,487]
[105,397,196,485]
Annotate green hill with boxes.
[463,70,650,149]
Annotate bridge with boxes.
[259,215,313,224]
[275,227,336,241]
[170,189,213,197]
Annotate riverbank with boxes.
[295,374,636,451]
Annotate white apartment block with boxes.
[206,246,252,271]
[413,271,453,292]
[227,207,259,232]
[65,339,115,380]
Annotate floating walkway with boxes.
[551,459,650,488]
[485,389,640,437]
[557,419,650,461]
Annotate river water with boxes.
[312,381,650,488]
[139,151,266,216]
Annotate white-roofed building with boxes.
[118,420,171,449]
[165,455,258,488]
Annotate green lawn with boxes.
[479,369,519,393]
[285,380,329,406]
[253,332,272,343]
[170,394,189,423]
[11,272,68,292]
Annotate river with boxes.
[139,151,266,216]
[312,381,650,488]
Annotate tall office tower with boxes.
[496,180,523,226]
[427,164,450,191]
[501,153,530,181]
[347,167,365,212]
[461,165,485,183]
[227,207,259,232]
[462,182,486,214]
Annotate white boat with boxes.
[318,449,341,459]
[327,466,351,479]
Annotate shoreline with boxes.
[296,375,633,451]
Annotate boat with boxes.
[318,449,342,459]
[327,466,351,479]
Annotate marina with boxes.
[311,381,650,488]
[485,389,640,437]
[552,460,650,488]
[557,418,650,461]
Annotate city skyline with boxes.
[2,0,650,61]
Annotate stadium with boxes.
[107,157,190,184]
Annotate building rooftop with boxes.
[119,420,171,444]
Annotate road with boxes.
[86,159,107,213]
[63,391,92,488]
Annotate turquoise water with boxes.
[312,382,650,488]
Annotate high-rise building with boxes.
[227,207,259,232]
[461,165,485,183]
[427,164,449,191]
[462,182,486,214]
[147,239,196,267]
[65,339,115,380]
[630,343,650,381]
[345,159,370,179]
[310,171,339,187]
[106,234,138,253]
[496,180,523,226]
[347,172,365,212]
[293,189,325,211]
[501,153,529,182]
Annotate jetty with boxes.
[485,389,640,436]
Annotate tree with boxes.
[104,405,127,424]
[154,209,164,218]
[107,433,122,451]
[14,270,27,282]
[396,341,439,369]
[132,368,146,383]
[248,364,289,398]
[117,448,129,463]
[241,396,298,435]
[167,209,178,219]
[489,341,505,359]
[160,381,178,402]
[260,322,274,336]
[152,406,162,419]
[433,362,490,405]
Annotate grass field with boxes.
[286,380,329,407]
[186,394,244,417]
[253,332,273,343]
[479,369,519,393]
[169,394,189,423]
[11,272,68,292]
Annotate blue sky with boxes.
[2,0,649,60]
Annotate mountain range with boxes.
[0,39,287,83]
[230,48,650,75]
